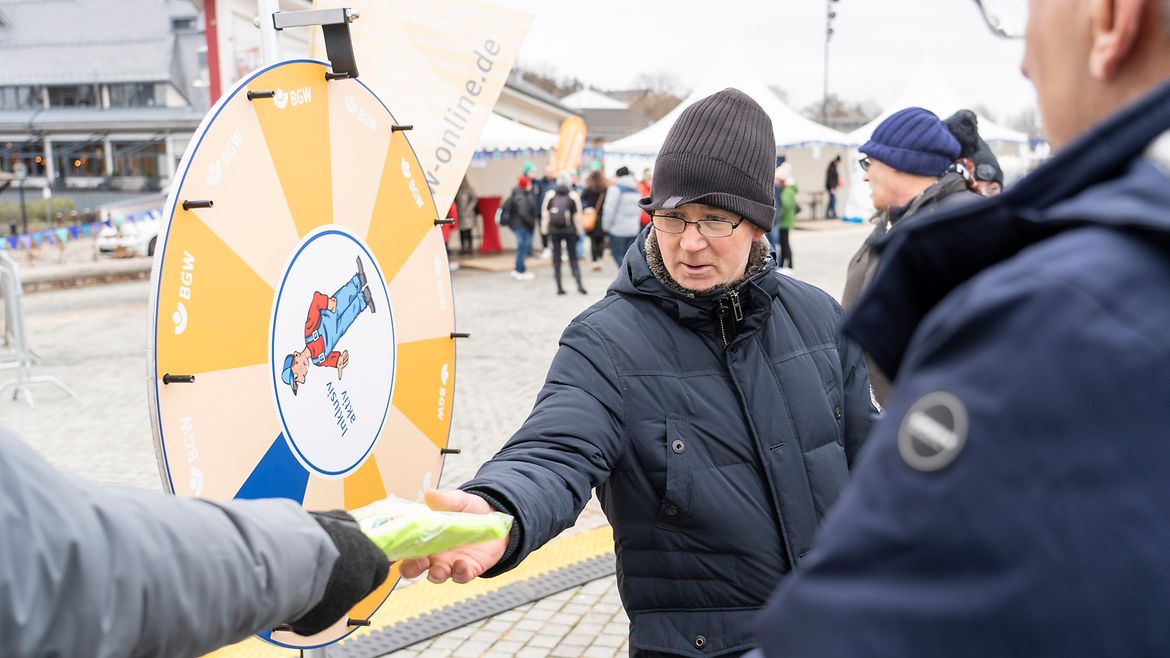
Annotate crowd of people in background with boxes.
[448,106,1006,298]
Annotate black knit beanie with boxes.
[638,88,776,231]
[944,109,983,160]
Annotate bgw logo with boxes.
[172,250,195,335]
[205,128,243,186]
[400,158,424,209]
[345,96,377,132]
[273,86,311,110]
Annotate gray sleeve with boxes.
[601,185,620,229]
[0,428,337,658]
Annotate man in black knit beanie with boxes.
[400,88,874,657]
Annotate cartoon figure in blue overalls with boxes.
[281,257,375,395]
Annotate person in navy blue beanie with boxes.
[861,107,961,177]
[843,106,979,406]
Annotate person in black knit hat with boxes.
[399,87,874,657]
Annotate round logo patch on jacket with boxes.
[897,391,968,472]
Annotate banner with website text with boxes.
[311,0,539,215]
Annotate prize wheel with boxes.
[147,60,456,649]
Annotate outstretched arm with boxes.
[0,429,336,658]
[403,320,625,581]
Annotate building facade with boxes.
[0,0,212,205]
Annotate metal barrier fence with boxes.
[0,251,75,406]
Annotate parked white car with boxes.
[96,195,165,258]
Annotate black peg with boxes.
[346,618,372,627]
[434,218,455,226]
[247,90,275,101]
[162,374,195,385]
[391,124,414,132]
[450,332,470,339]
[182,200,213,211]
[440,448,461,455]
[325,71,352,81]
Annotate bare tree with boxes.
[1004,108,1046,142]
[801,94,882,131]
[626,72,686,120]
[512,63,584,98]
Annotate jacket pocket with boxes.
[824,379,844,447]
[655,415,693,530]
[629,607,759,658]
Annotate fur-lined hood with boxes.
[607,226,789,348]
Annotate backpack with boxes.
[499,197,513,227]
[547,193,577,232]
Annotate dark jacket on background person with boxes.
[757,80,1170,658]
[531,176,555,229]
[541,184,582,237]
[461,227,872,657]
[501,186,537,231]
[580,187,606,236]
[825,160,840,191]
[841,171,978,405]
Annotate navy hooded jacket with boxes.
[755,80,1170,657]
[463,231,872,657]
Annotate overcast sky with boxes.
[515,0,1036,122]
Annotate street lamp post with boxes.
[13,161,28,235]
[822,0,841,127]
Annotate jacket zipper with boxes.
[729,290,744,322]
[715,298,731,349]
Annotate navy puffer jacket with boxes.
[463,228,872,657]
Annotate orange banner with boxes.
[552,116,587,173]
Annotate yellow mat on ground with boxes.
[204,524,615,657]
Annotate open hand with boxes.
[398,490,508,584]
[337,350,349,379]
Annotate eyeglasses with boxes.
[651,213,744,238]
[858,156,871,172]
[972,0,1027,39]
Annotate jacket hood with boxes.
[611,174,639,191]
[846,78,1170,380]
[608,226,781,345]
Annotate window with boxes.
[172,16,198,31]
[108,83,163,108]
[47,85,98,108]
[53,141,104,177]
[0,86,45,110]
[112,141,165,177]
[0,141,47,177]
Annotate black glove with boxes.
[288,510,390,636]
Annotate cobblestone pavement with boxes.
[0,223,868,657]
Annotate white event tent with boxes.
[464,111,560,194]
[846,73,1032,147]
[840,63,1045,220]
[562,88,628,111]
[604,77,854,218]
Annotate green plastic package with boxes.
[352,496,513,561]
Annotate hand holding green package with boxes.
[352,496,513,561]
